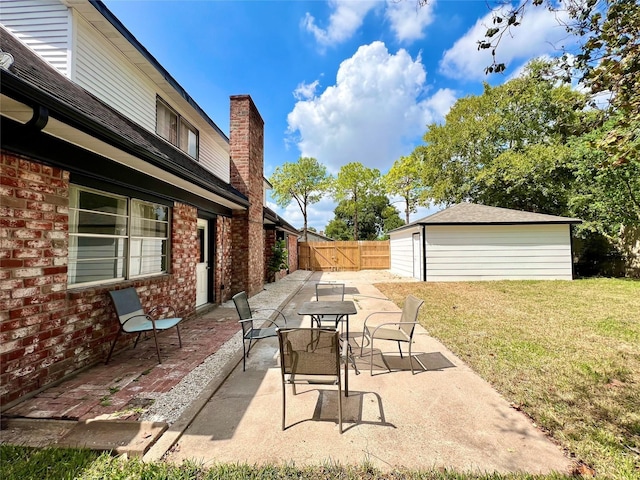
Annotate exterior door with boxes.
[196,218,209,306]
[412,232,422,280]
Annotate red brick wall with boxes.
[229,95,264,297]
[287,234,299,273]
[0,151,199,407]
[264,228,276,281]
[214,216,233,303]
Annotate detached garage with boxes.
[390,203,582,281]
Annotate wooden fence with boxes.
[298,241,390,271]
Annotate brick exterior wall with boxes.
[229,95,265,297]
[287,234,299,274]
[214,216,233,303]
[264,228,277,282]
[0,151,199,407]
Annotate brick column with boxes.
[229,95,264,297]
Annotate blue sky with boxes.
[103,0,576,231]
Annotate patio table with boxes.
[297,300,357,395]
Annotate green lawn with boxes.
[1,278,638,479]
[377,278,640,479]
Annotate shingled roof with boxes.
[393,203,581,232]
[0,25,248,208]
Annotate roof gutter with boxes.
[1,70,249,209]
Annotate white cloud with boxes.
[385,0,436,43]
[267,196,336,232]
[287,41,451,174]
[423,87,457,122]
[303,0,379,47]
[439,4,574,81]
[293,80,321,101]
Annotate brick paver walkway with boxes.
[2,307,241,422]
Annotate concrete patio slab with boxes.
[56,420,167,457]
[161,273,573,475]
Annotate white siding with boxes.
[425,224,574,281]
[2,1,231,183]
[0,0,71,76]
[390,226,421,279]
[73,14,230,182]
[198,132,230,183]
[74,15,156,131]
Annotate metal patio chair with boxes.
[232,291,287,371]
[106,287,183,364]
[360,294,425,375]
[313,282,346,328]
[277,327,344,433]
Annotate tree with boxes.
[325,218,352,240]
[382,153,429,223]
[331,194,403,240]
[415,60,588,214]
[269,157,332,241]
[569,115,640,238]
[332,162,381,240]
[475,0,639,167]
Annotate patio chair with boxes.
[277,327,343,433]
[106,287,183,364]
[314,282,346,328]
[232,291,287,371]
[360,294,425,375]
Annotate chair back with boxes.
[109,288,147,330]
[232,291,252,320]
[315,283,345,302]
[278,328,341,377]
[232,291,254,336]
[399,295,424,337]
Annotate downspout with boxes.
[27,105,49,131]
[570,224,576,280]
[422,224,427,282]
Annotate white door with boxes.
[412,233,422,280]
[196,219,209,306]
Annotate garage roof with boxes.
[392,203,582,232]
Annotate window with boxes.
[156,98,198,159]
[69,186,170,286]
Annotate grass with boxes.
[0,445,579,479]
[1,278,637,479]
[376,278,640,480]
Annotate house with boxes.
[389,203,581,281]
[0,0,298,407]
[298,229,335,242]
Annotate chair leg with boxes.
[398,341,404,358]
[242,338,248,372]
[281,379,286,430]
[408,340,414,375]
[176,325,182,348]
[152,330,162,364]
[133,332,142,348]
[370,337,374,376]
[105,329,121,364]
[338,380,343,434]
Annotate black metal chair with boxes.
[232,291,287,371]
[360,294,425,375]
[314,282,346,328]
[107,287,182,364]
[277,328,344,433]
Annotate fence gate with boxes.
[298,241,389,271]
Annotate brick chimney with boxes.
[229,95,265,297]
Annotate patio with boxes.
[159,271,572,475]
[1,270,572,475]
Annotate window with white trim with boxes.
[156,98,198,159]
[68,186,170,286]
